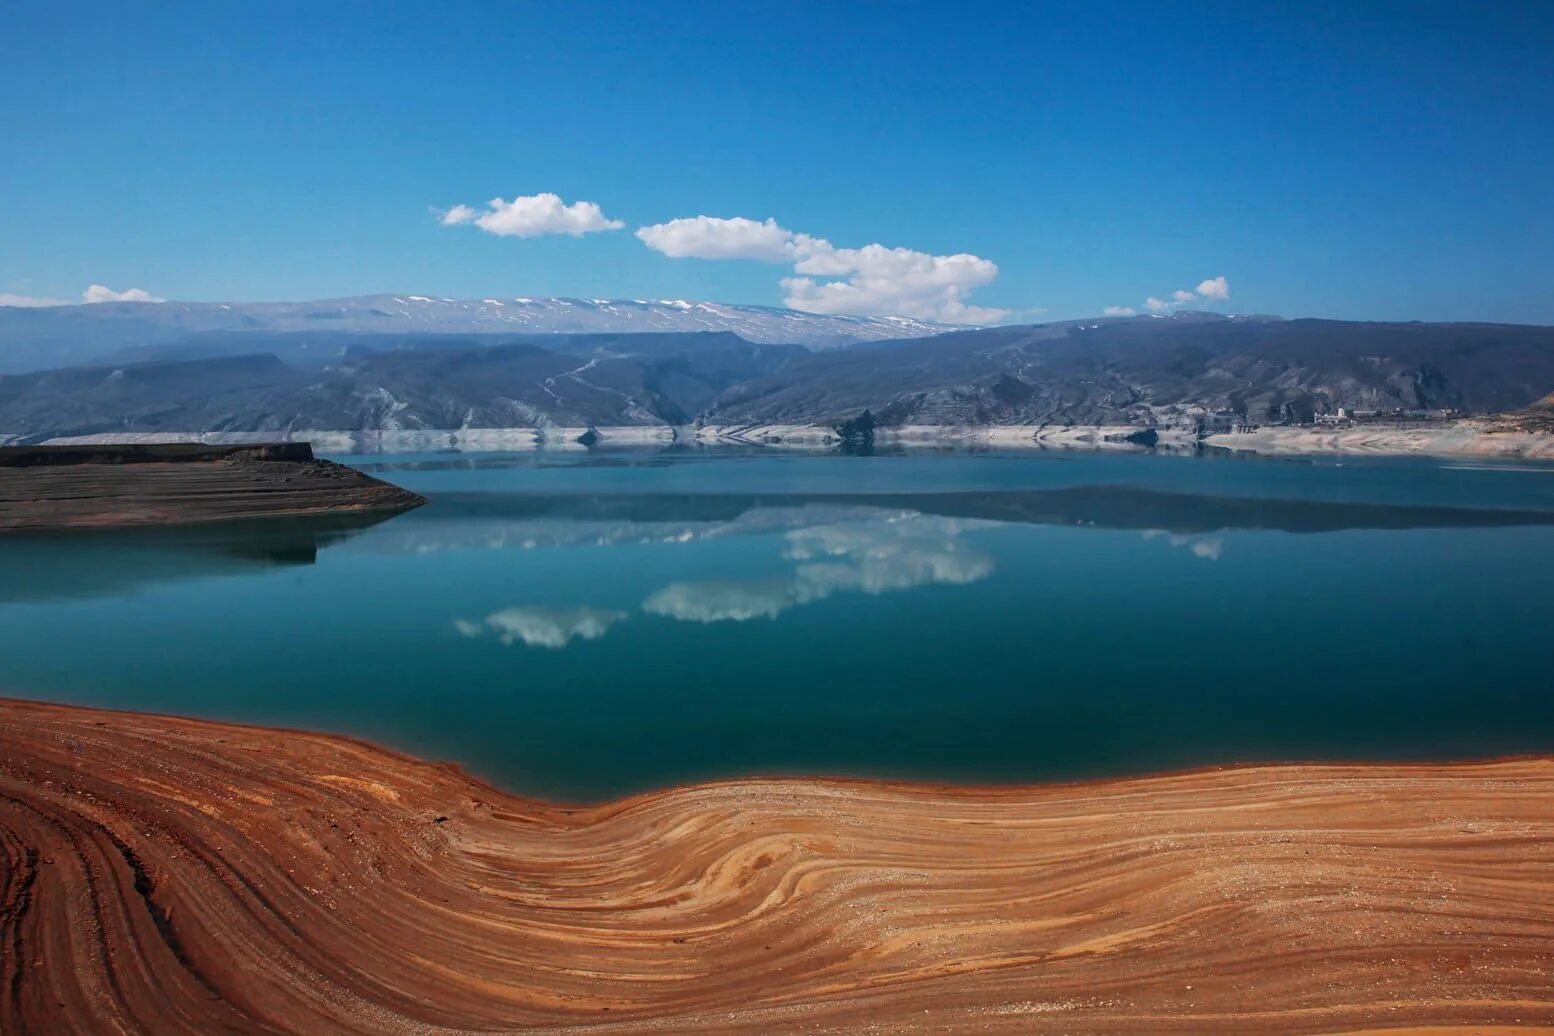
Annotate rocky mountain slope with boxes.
[0,332,801,440]
[2,314,1552,440]
[1492,390,1554,433]
[0,295,945,372]
[708,314,1554,427]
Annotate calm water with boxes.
[4,447,1554,801]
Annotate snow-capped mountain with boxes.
[0,294,951,372]
[357,295,949,344]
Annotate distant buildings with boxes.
[1314,406,1463,428]
[1198,411,1259,435]
[1192,402,1464,439]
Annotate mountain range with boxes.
[2,301,1552,441]
[710,313,1554,427]
[0,295,947,372]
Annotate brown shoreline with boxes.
[3,697,1553,1033]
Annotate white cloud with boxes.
[0,291,70,308]
[82,284,165,304]
[5,285,165,306]
[1113,276,1230,317]
[635,214,1007,325]
[439,192,624,238]
[781,245,1004,325]
[634,216,793,261]
[453,605,627,648]
[1195,275,1230,300]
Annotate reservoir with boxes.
[3,446,1553,801]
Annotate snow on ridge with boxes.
[47,292,958,347]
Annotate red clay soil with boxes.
[2,697,1552,1034]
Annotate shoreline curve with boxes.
[3,696,1552,1033]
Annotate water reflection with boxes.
[387,485,1554,553]
[5,454,1554,800]
[7,481,1552,606]
[0,511,401,603]
[445,513,995,644]
[1142,529,1224,560]
[643,513,994,624]
[454,606,628,648]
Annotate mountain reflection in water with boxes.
[7,482,1552,606]
[0,511,400,603]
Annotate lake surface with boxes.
[4,447,1554,801]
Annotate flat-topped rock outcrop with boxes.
[0,442,424,532]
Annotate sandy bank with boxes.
[2,697,1552,1033]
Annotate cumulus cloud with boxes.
[781,247,1004,325]
[643,513,994,623]
[1111,276,1230,317]
[634,215,794,261]
[439,192,624,238]
[1195,275,1230,300]
[452,605,627,648]
[82,284,165,304]
[635,214,1006,325]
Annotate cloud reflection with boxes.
[454,606,628,648]
[643,514,993,623]
[1142,528,1224,561]
[641,578,803,623]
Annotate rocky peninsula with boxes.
[0,442,424,533]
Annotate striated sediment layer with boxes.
[2,697,1552,1033]
[0,443,424,532]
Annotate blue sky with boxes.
[3,1,1552,323]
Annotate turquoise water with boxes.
[3,447,1554,801]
